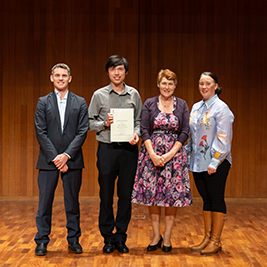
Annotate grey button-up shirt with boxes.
[88,83,142,143]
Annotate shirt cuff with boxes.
[64,153,71,159]
[209,158,220,170]
[186,154,191,167]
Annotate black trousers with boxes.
[97,142,138,243]
[193,160,230,214]
[34,169,82,244]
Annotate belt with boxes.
[99,141,129,146]
[153,130,177,134]
[110,142,130,146]
[114,142,128,146]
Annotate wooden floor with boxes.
[0,198,267,267]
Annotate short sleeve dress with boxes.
[131,98,192,207]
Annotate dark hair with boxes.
[105,55,129,73]
[200,72,222,96]
[51,63,71,76]
[157,69,178,86]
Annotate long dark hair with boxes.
[200,72,222,96]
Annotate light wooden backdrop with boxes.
[0,0,266,198]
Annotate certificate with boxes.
[110,108,134,142]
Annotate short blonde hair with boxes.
[157,69,177,86]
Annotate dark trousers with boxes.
[97,142,138,243]
[34,169,82,244]
[193,160,230,214]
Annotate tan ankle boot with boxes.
[191,211,212,251]
[200,212,226,255]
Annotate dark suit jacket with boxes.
[35,91,88,170]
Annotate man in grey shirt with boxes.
[88,55,142,253]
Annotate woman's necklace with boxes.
[160,95,173,107]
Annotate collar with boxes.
[199,94,218,109]
[108,83,129,95]
[54,89,69,100]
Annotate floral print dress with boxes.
[131,99,192,207]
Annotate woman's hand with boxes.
[207,166,216,175]
[161,141,182,164]
[150,153,165,167]
[161,151,175,164]
[144,139,164,167]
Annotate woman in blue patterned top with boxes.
[187,72,234,255]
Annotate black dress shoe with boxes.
[114,241,129,253]
[162,244,172,252]
[68,241,83,254]
[35,243,47,256]
[147,235,163,251]
[103,242,114,253]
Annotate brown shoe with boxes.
[200,212,226,255]
[191,211,212,251]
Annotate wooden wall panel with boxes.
[138,0,267,198]
[0,0,140,198]
[0,0,266,198]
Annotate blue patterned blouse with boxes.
[186,94,234,172]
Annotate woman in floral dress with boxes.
[131,69,192,252]
[187,72,234,255]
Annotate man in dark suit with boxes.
[34,63,88,256]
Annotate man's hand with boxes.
[53,154,69,170]
[129,133,139,145]
[60,164,69,173]
[105,113,114,127]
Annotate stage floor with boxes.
[0,198,266,267]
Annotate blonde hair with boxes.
[157,69,177,86]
